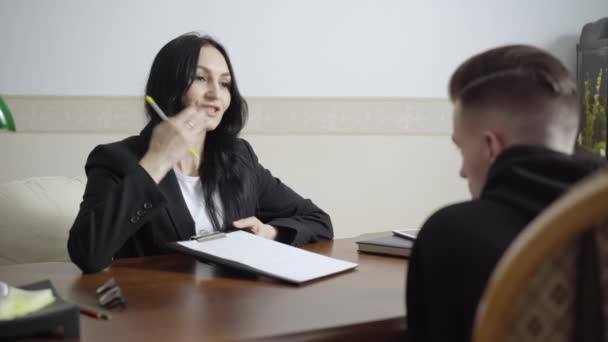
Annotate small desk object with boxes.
[0,280,80,340]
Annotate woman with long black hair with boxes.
[68,32,333,273]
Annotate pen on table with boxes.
[79,304,111,320]
[144,95,200,159]
[190,231,227,242]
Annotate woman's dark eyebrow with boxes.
[197,65,231,78]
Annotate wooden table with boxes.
[0,234,407,341]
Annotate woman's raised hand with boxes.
[139,106,207,183]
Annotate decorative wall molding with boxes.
[4,96,452,135]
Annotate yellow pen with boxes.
[145,96,200,159]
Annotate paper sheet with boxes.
[177,231,357,283]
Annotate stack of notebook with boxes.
[356,229,418,257]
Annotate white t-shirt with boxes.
[174,170,223,236]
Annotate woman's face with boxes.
[182,45,232,131]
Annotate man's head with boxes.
[449,45,579,198]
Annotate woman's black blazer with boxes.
[68,123,333,273]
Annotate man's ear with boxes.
[482,130,506,163]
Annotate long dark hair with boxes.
[145,32,254,231]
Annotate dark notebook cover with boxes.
[356,235,414,258]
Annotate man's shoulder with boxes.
[418,199,521,250]
[423,200,499,230]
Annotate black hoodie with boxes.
[406,145,606,342]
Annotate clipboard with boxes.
[167,231,358,284]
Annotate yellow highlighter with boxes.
[145,96,200,159]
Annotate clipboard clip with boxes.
[190,231,227,242]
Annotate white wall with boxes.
[1,0,606,97]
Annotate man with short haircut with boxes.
[406,45,605,342]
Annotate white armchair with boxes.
[0,176,85,265]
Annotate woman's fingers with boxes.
[233,217,278,240]
[172,103,208,132]
[233,217,261,233]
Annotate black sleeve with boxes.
[406,204,505,342]
[241,139,334,246]
[67,144,167,273]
